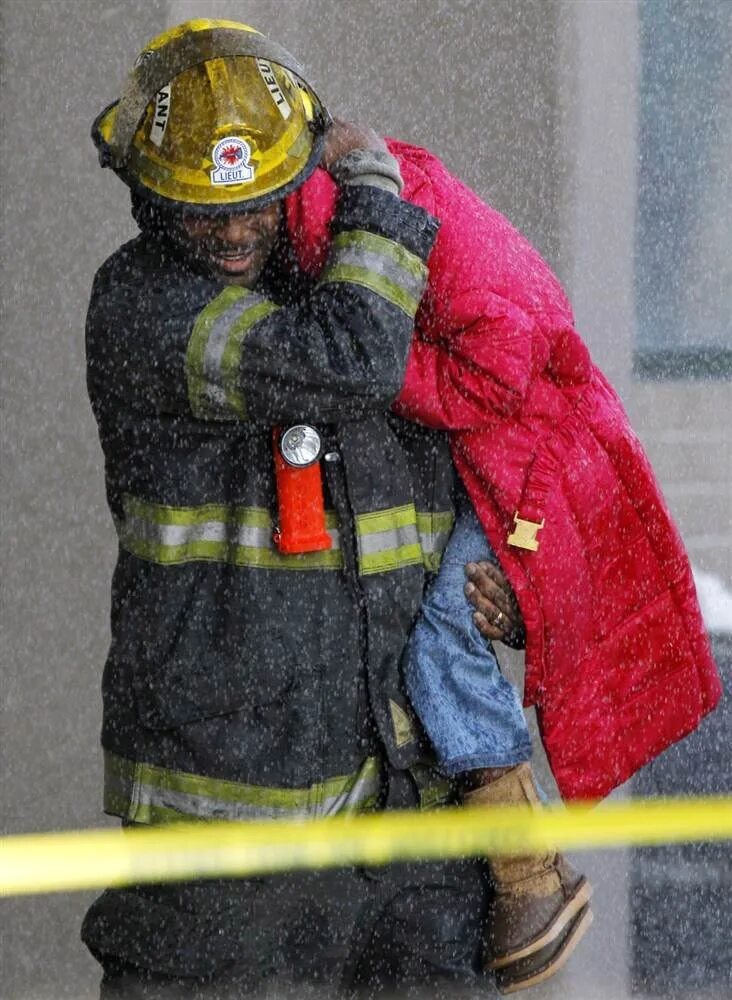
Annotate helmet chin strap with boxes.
[111,27,328,167]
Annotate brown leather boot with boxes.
[463,762,593,993]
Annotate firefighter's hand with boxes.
[464,562,526,649]
[321,117,388,171]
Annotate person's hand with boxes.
[464,561,526,648]
[321,117,388,172]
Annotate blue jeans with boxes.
[404,496,532,776]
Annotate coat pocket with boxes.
[130,632,295,731]
[113,560,298,730]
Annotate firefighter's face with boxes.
[179,202,281,287]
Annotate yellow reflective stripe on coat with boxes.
[355,503,423,575]
[117,496,342,570]
[186,287,279,419]
[416,511,455,572]
[118,497,452,573]
[320,230,428,317]
[104,751,382,823]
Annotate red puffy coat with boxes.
[285,140,722,800]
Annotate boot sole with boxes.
[488,875,592,970]
[495,903,594,994]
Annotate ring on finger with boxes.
[494,611,505,628]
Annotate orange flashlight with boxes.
[272,426,333,554]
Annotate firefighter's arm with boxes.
[86,182,436,425]
[196,184,436,424]
[87,126,436,426]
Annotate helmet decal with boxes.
[149,86,171,148]
[255,59,292,120]
[210,136,255,186]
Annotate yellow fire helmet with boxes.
[92,19,330,213]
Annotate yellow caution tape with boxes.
[2,797,732,897]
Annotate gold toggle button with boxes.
[507,512,545,551]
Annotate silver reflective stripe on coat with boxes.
[356,504,422,576]
[117,496,342,570]
[355,504,454,575]
[186,287,279,420]
[320,230,428,317]
[416,511,455,572]
[355,503,422,575]
[104,751,382,824]
[117,497,452,574]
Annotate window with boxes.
[635,0,732,378]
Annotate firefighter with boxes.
[83,18,720,997]
[82,18,498,997]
